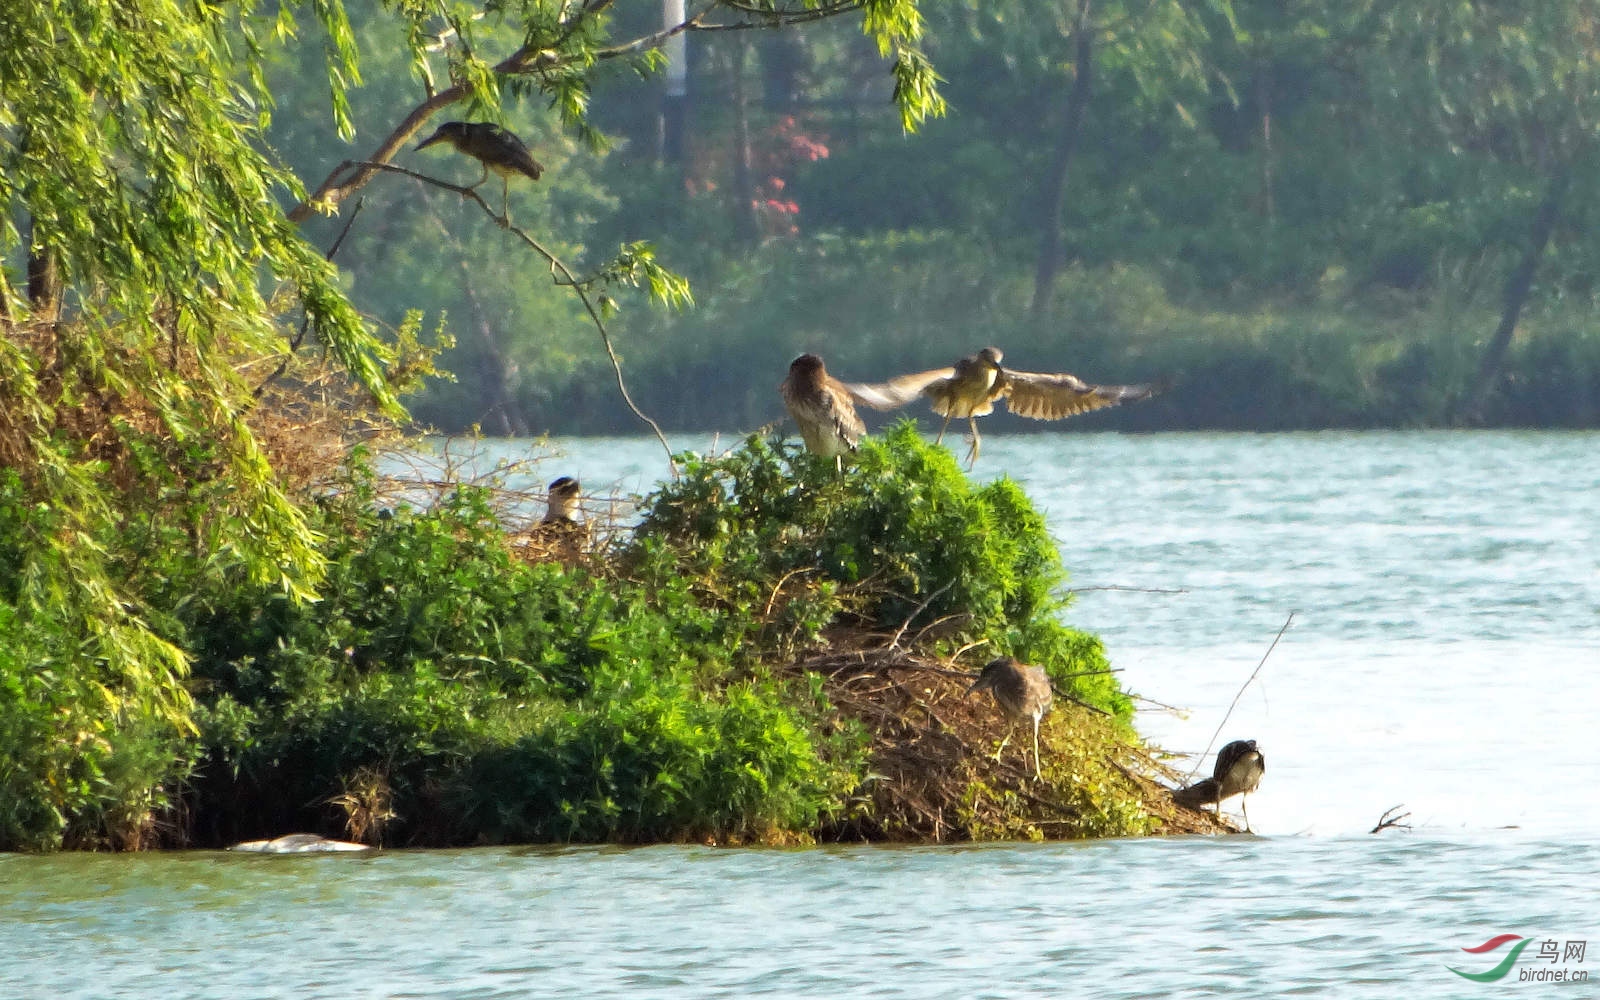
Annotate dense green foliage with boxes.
[0,432,1123,850]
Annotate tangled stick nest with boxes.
[789,629,1235,842]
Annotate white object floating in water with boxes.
[228,833,372,854]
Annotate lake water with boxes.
[3,431,1596,997]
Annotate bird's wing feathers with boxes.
[781,377,864,454]
[824,385,867,448]
[1213,740,1255,782]
[843,367,957,411]
[1002,369,1160,421]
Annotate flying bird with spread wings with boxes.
[779,354,867,468]
[844,346,1164,467]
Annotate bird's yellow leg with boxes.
[965,416,982,468]
[935,411,953,446]
[1031,723,1043,781]
[991,726,1013,763]
[501,176,511,226]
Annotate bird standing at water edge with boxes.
[1212,738,1265,832]
[1172,738,1266,832]
[846,346,1164,467]
[780,353,867,468]
[415,121,544,223]
[966,655,1054,780]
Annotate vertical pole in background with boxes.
[659,0,688,166]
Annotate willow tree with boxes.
[1,0,941,847]
[0,0,403,848]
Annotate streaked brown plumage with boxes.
[845,346,1163,467]
[1173,738,1266,832]
[519,475,588,567]
[416,121,544,220]
[780,353,867,465]
[966,655,1054,780]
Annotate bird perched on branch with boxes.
[966,655,1054,780]
[780,353,866,468]
[1174,738,1266,832]
[845,346,1164,467]
[415,121,544,222]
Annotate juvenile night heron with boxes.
[1213,738,1266,831]
[1173,738,1266,832]
[966,655,1054,780]
[846,346,1164,467]
[542,475,583,526]
[521,475,588,567]
[779,353,866,467]
[415,121,544,222]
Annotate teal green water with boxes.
[4,432,1596,997]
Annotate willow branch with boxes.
[373,161,677,472]
[255,198,366,398]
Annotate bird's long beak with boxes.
[964,678,986,698]
[415,132,445,151]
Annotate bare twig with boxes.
[762,566,817,619]
[1186,610,1295,782]
[1370,805,1412,834]
[347,160,677,472]
[886,579,956,650]
[255,198,367,398]
[1065,584,1188,595]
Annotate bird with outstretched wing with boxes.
[845,346,1165,466]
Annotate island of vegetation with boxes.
[0,407,1225,851]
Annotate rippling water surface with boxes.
[4,432,1596,998]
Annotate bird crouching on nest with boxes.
[846,346,1166,467]
[512,475,589,566]
[415,121,544,223]
[542,475,582,526]
[780,353,867,471]
[1173,738,1266,832]
[966,655,1054,780]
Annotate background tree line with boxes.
[274,0,1600,435]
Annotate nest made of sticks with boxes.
[789,629,1235,842]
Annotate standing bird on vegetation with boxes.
[780,353,867,469]
[415,121,544,222]
[845,346,1164,468]
[966,655,1054,780]
[1173,738,1266,832]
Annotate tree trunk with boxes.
[1455,168,1569,424]
[730,38,761,245]
[1257,61,1274,223]
[25,220,61,323]
[1029,0,1094,317]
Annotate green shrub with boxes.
[633,425,1126,717]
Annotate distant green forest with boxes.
[272,1,1600,434]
